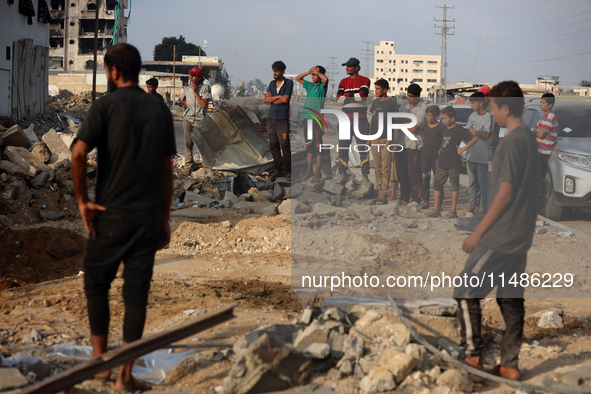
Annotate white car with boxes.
[521,100,591,220]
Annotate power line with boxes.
[361,41,374,78]
[327,56,339,97]
[435,4,455,98]
[449,48,591,63]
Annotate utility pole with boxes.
[361,41,374,78]
[327,56,339,97]
[172,45,176,109]
[435,4,455,103]
[92,0,101,102]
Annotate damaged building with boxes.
[48,0,128,72]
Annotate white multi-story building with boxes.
[374,41,441,96]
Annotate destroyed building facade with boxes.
[48,0,128,72]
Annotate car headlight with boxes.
[557,150,591,169]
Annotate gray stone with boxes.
[232,203,253,215]
[313,203,350,217]
[302,343,331,359]
[561,365,591,386]
[42,128,71,156]
[248,187,267,202]
[278,199,293,215]
[0,215,13,228]
[405,344,428,369]
[381,349,415,384]
[327,331,348,359]
[0,368,28,391]
[23,123,39,143]
[437,338,462,359]
[298,190,327,206]
[193,167,214,180]
[291,183,304,198]
[300,307,314,325]
[67,118,81,133]
[330,195,343,205]
[303,178,324,192]
[345,178,360,192]
[31,171,49,188]
[272,182,285,200]
[323,180,346,196]
[22,328,43,344]
[30,141,52,163]
[322,307,344,322]
[223,333,312,394]
[241,202,278,216]
[0,160,28,178]
[352,310,411,347]
[223,191,240,204]
[343,336,364,359]
[233,325,300,357]
[436,369,473,393]
[39,210,67,221]
[338,358,353,375]
[326,368,342,381]
[5,146,52,178]
[1,124,32,148]
[48,154,72,171]
[360,367,396,393]
[348,203,373,218]
[372,203,400,216]
[183,179,197,190]
[294,321,328,350]
[538,311,564,329]
[183,191,215,207]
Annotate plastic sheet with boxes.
[2,353,47,367]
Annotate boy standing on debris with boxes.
[427,106,476,218]
[534,93,558,178]
[420,105,445,210]
[179,67,212,173]
[453,81,539,380]
[403,83,427,207]
[72,43,175,391]
[465,91,492,214]
[368,79,399,205]
[336,57,372,187]
[264,61,293,181]
[296,65,329,183]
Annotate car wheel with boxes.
[543,172,564,221]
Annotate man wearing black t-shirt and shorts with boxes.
[72,43,176,391]
[453,81,539,381]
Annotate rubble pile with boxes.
[48,90,93,112]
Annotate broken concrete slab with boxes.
[323,180,346,196]
[312,203,352,217]
[537,311,564,329]
[0,160,28,178]
[294,321,328,351]
[279,199,312,216]
[436,369,473,393]
[360,367,396,393]
[39,210,67,221]
[5,146,53,178]
[233,324,300,357]
[272,182,285,200]
[183,191,215,207]
[23,123,39,143]
[327,331,348,359]
[31,171,50,188]
[301,343,330,359]
[351,310,411,347]
[248,187,267,203]
[1,124,32,148]
[41,128,71,156]
[0,368,28,391]
[291,183,304,198]
[30,141,52,163]
[560,365,591,386]
[223,333,312,394]
[380,349,415,384]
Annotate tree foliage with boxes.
[580,80,591,87]
[153,36,206,61]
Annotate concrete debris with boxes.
[301,343,331,359]
[435,369,474,393]
[1,124,32,148]
[300,307,314,325]
[294,321,329,351]
[360,367,396,393]
[41,128,73,156]
[223,333,312,394]
[381,349,416,384]
[537,311,564,329]
[39,210,68,221]
[560,365,591,386]
[30,141,52,163]
[351,310,412,347]
[5,146,53,178]
[0,368,28,391]
[0,160,28,178]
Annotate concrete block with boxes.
[272,182,285,200]
[302,343,330,359]
[30,141,52,163]
[436,369,473,393]
[248,187,267,202]
[241,202,278,216]
[5,146,52,178]
[327,331,348,359]
[23,123,39,143]
[291,182,304,198]
[323,180,346,196]
[351,309,412,347]
[360,367,396,393]
[0,160,28,178]
[0,368,28,391]
[40,210,67,221]
[538,311,564,329]
[1,125,32,148]
[41,128,70,156]
[183,191,215,207]
[381,349,415,384]
[31,171,50,188]
[294,321,328,350]
[312,203,351,217]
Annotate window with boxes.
[389,51,392,54]
[393,69,395,72]
[413,69,423,73]
[85,60,94,70]
[428,69,438,74]
[413,60,423,66]
[428,60,438,65]
[49,56,63,68]
[414,79,423,82]
[428,79,437,83]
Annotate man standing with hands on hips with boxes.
[179,67,212,174]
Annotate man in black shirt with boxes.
[146,77,164,101]
[72,43,176,391]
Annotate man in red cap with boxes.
[179,67,212,173]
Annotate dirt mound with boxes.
[0,227,85,290]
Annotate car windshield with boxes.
[454,108,472,124]
[554,104,591,138]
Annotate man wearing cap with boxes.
[179,67,212,172]
[146,78,164,101]
[336,57,372,187]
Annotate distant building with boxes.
[373,41,441,96]
[1,1,49,119]
[48,0,128,72]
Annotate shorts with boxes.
[433,167,460,191]
[304,119,324,156]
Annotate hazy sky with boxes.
[127,0,591,88]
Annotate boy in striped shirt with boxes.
[534,93,558,177]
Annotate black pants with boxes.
[267,119,291,173]
[453,245,527,369]
[396,149,410,202]
[337,117,370,176]
[407,148,422,203]
[84,212,161,343]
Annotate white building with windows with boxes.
[374,41,441,97]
